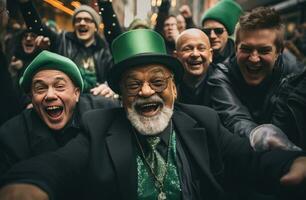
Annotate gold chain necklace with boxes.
[132,122,173,200]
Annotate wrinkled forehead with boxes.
[123,64,173,79]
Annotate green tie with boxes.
[146,137,167,183]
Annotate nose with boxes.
[191,48,200,57]
[79,19,86,25]
[249,50,260,63]
[45,88,57,101]
[138,82,155,97]
[210,30,218,38]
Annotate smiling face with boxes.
[236,29,280,86]
[74,11,96,47]
[203,20,228,54]
[31,69,80,130]
[175,29,213,81]
[22,32,37,54]
[163,16,178,42]
[121,64,177,135]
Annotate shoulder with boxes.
[0,110,30,135]
[78,94,120,114]
[175,103,219,121]
[208,63,230,79]
[81,107,124,127]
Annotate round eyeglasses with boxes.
[124,76,173,96]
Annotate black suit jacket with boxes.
[0,103,303,200]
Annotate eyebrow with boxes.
[240,44,272,49]
[32,77,67,85]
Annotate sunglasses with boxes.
[202,28,225,35]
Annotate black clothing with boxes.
[0,50,21,126]
[98,0,123,48]
[271,69,306,149]
[212,38,235,65]
[207,55,303,137]
[0,94,119,176]
[177,66,214,105]
[1,104,305,200]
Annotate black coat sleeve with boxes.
[0,133,89,200]
[207,66,258,137]
[18,0,59,49]
[98,0,123,47]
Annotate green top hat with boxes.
[108,29,184,94]
[20,50,84,93]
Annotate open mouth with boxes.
[45,106,63,118]
[246,65,261,73]
[188,60,203,65]
[135,102,162,117]
[78,27,89,34]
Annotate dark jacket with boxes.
[0,94,119,176]
[177,65,214,105]
[207,55,303,137]
[212,38,235,65]
[271,69,306,149]
[1,104,304,200]
[0,50,21,126]
[18,1,114,92]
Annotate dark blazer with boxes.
[1,103,303,200]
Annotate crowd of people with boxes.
[1,0,306,200]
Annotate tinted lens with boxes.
[214,28,224,35]
[125,76,172,96]
[202,28,224,35]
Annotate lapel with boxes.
[172,110,223,191]
[105,113,137,199]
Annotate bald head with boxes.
[176,28,211,51]
[175,28,213,82]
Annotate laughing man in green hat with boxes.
[2,29,306,200]
[0,50,118,178]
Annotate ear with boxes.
[173,50,178,58]
[75,87,81,102]
[209,48,213,63]
[172,81,177,100]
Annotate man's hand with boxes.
[35,36,51,50]
[0,184,49,200]
[179,5,192,18]
[281,157,306,186]
[249,124,301,152]
[90,83,116,98]
[9,56,23,71]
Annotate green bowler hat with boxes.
[108,29,184,94]
[20,50,84,93]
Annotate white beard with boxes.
[127,95,173,136]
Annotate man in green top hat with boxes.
[2,30,306,200]
[201,0,243,65]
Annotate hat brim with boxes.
[108,53,184,94]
